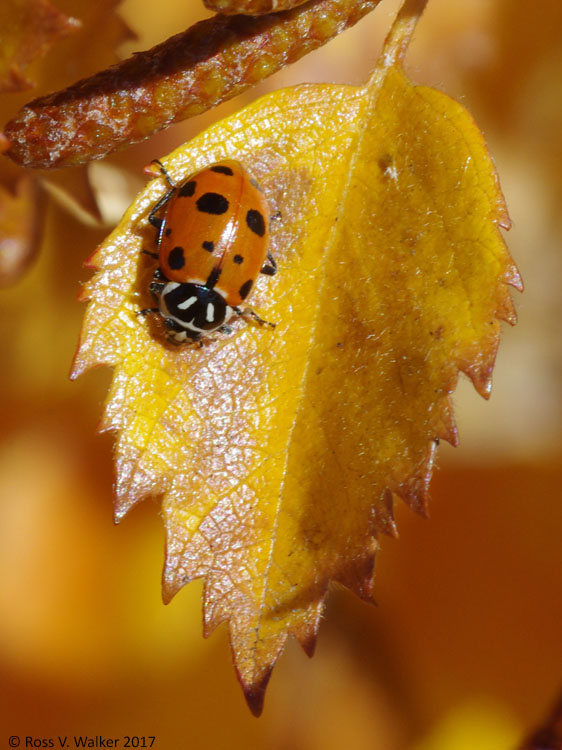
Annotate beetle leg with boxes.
[148,160,179,240]
[233,307,275,329]
[260,252,277,276]
[149,265,166,289]
[138,307,159,317]
[148,187,176,236]
[150,159,176,188]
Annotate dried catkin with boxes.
[4,0,380,169]
[204,0,310,15]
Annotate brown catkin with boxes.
[204,0,310,14]
[3,0,380,169]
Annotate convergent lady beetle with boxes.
[141,159,277,344]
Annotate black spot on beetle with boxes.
[165,227,172,237]
[207,266,222,288]
[196,192,229,214]
[210,165,234,175]
[202,241,215,252]
[233,254,244,264]
[178,180,196,197]
[168,246,185,270]
[239,279,253,300]
[246,209,265,237]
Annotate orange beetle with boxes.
[141,160,277,344]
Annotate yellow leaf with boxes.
[72,0,521,715]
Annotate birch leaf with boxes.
[72,0,521,715]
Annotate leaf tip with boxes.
[83,249,102,270]
[463,363,494,400]
[292,604,323,657]
[69,340,88,381]
[396,439,441,518]
[404,490,430,518]
[240,668,273,718]
[379,489,399,538]
[496,209,512,232]
[436,397,459,447]
[496,289,519,326]
[114,484,142,522]
[161,570,183,606]
[335,545,378,603]
[113,506,127,525]
[459,334,501,400]
[300,634,317,658]
[143,161,162,179]
[506,263,524,293]
[76,285,90,303]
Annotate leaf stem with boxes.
[381,0,428,69]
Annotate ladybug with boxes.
[140,159,277,344]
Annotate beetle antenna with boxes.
[151,159,176,188]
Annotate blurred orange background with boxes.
[1,1,562,747]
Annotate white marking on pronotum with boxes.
[177,295,198,310]
[170,318,206,337]
[206,303,215,322]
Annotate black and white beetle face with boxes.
[152,280,234,343]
